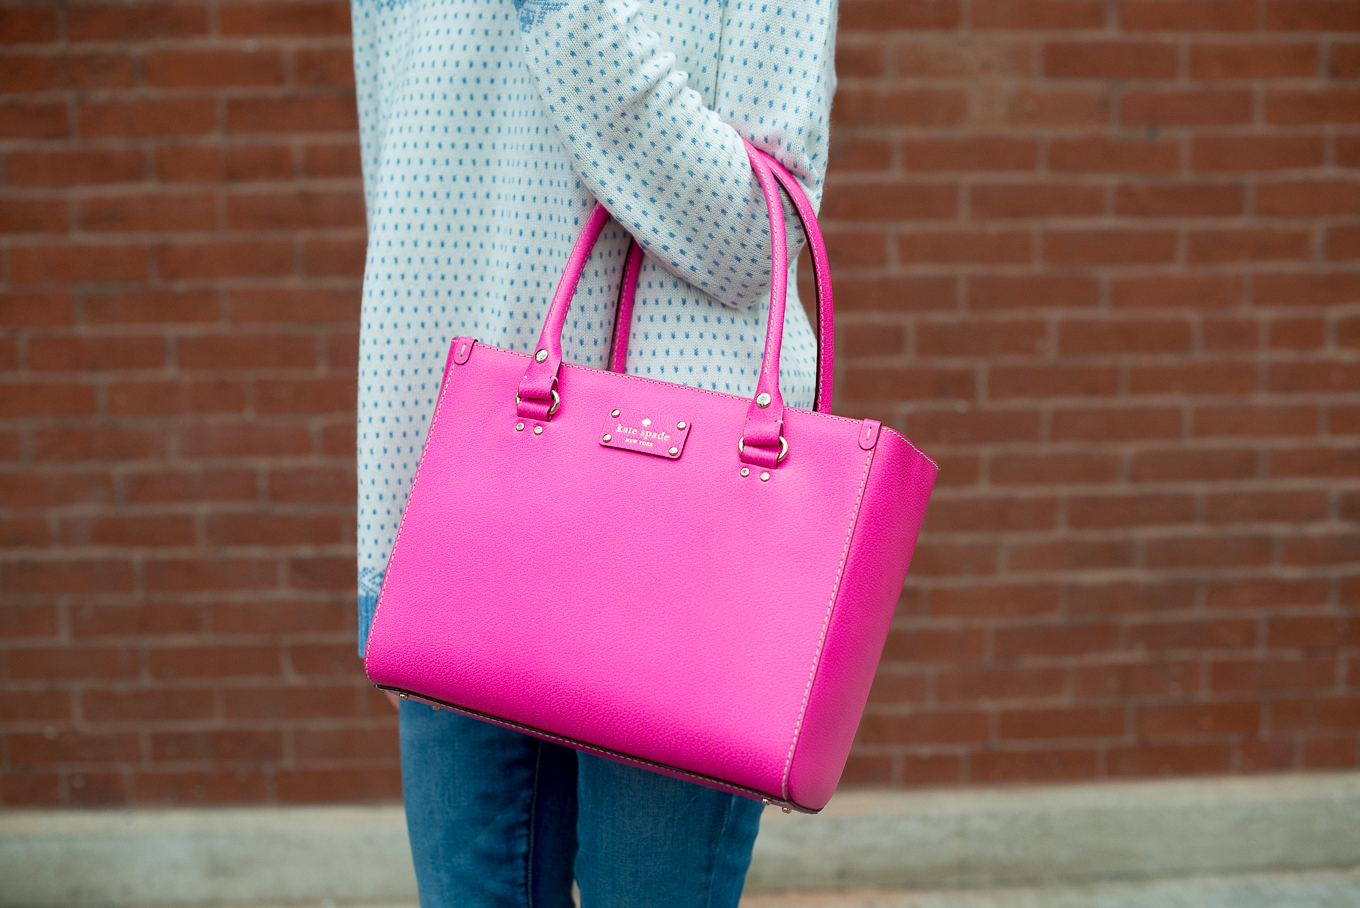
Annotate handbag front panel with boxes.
[364,341,922,799]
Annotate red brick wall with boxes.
[1,0,1356,806]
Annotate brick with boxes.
[32,426,167,462]
[222,684,359,719]
[28,336,165,372]
[1268,617,1358,649]
[9,731,139,765]
[1281,533,1360,566]
[1270,446,1360,478]
[67,4,208,41]
[71,603,205,638]
[220,1,352,35]
[0,472,114,508]
[1203,317,1258,350]
[900,137,1038,171]
[1205,489,1329,522]
[837,277,957,312]
[144,558,278,593]
[294,48,360,87]
[151,730,284,762]
[827,136,892,171]
[154,144,295,183]
[917,319,1046,356]
[892,39,1036,78]
[267,467,356,503]
[8,243,150,283]
[0,382,96,418]
[78,193,215,233]
[4,645,138,680]
[1050,138,1180,173]
[994,623,1121,658]
[834,87,969,127]
[1273,697,1360,732]
[999,706,1124,739]
[1191,135,1325,171]
[899,230,1033,265]
[937,666,1065,702]
[1144,535,1272,568]
[226,190,365,230]
[1188,228,1313,264]
[293,727,399,761]
[289,643,367,676]
[843,367,975,401]
[1330,226,1360,260]
[991,451,1121,485]
[1212,657,1336,691]
[83,689,215,723]
[210,600,348,635]
[144,50,285,88]
[931,584,1061,619]
[841,321,903,355]
[1337,135,1360,167]
[1044,41,1178,78]
[1059,318,1190,354]
[1108,744,1233,776]
[1115,184,1244,218]
[0,292,74,326]
[303,142,362,178]
[971,748,1099,782]
[1008,539,1136,572]
[287,556,353,590]
[0,603,61,637]
[255,378,355,414]
[108,379,247,417]
[124,468,259,504]
[60,514,196,548]
[969,275,1100,310]
[996,87,1110,126]
[907,541,999,576]
[1240,740,1298,771]
[1047,229,1178,264]
[822,181,958,220]
[859,710,990,745]
[148,645,281,679]
[1269,361,1360,393]
[85,290,219,324]
[178,333,316,371]
[177,423,312,458]
[156,242,294,280]
[1265,0,1360,30]
[897,755,963,785]
[1257,181,1360,216]
[67,774,129,806]
[0,52,136,91]
[302,237,365,276]
[1131,445,1256,481]
[227,289,358,324]
[0,8,58,44]
[1301,738,1359,768]
[925,496,1058,533]
[276,768,402,804]
[226,97,361,134]
[205,514,343,546]
[1052,407,1182,441]
[1073,660,1202,698]
[1206,578,1329,610]
[1193,404,1317,437]
[1123,90,1253,126]
[79,99,216,138]
[1129,618,1258,650]
[1068,580,1196,613]
[4,149,145,187]
[1121,0,1257,31]
[970,184,1104,218]
[1111,275,1244,309]
[1129,363,1257,394]
[1189,42,1320,78]
[0,690,71,722]
[1267,90,1360,124]
[1068,493,1195,529]
[1333,43,1360,77]
[990,364,1119,397]
[974,0,1106,28]
[906,409,1042,444]
[0,101,68,139]
[0,199,69,234]
[134,771,270,805]
[882,627,987,663]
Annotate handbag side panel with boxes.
[784,431,938,811]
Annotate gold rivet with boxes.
[740,468,750,477]
[760,472,770,481]
[603,434,612,442]
[535,349,548,363]
[669,446,678,456]
[612,409,620,417]
[761,798,772,805]
[515,422,524,431]
[677,421,686,429]
[782,806,792,814]
[398,693,408,700]
[431,705,440,711]
[756,392,771,408]
[533,425,543,435]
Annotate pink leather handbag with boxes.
[363,142,937,813]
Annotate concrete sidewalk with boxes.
[6,772,1359,907]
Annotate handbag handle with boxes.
[608,142,835,416]
[516,142,830,469]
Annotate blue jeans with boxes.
[399,701,764,907]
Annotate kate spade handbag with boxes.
[363,142,937,813]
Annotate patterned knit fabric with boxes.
[351,0,838,653]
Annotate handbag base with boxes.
[375,684,819,814]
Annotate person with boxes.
[349,0,838,904]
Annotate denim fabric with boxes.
[399,701,764,907]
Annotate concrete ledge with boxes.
[2,772,1358,907]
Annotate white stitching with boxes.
[779,446,875,801]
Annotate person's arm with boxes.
[517,0,837,308]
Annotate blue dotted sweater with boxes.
[352,0,839,653]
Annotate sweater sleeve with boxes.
[516,0,837,309]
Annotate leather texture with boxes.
[364,144,938,812]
